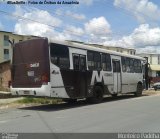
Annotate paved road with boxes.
[0,94,160,134]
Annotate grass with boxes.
[16,97,62,105]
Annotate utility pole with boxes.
[144,57,149,90]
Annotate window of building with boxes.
[133,51,136,55]
[4,49,9,60]
[50,43,70,69]
[4,35,9,46]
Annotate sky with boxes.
[0,0,160,53]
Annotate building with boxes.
[0,31,39,90]
[103,46,136,55]
[87,44,136,55]
[69,41,136,55]
[137,53,160,83]
[0,60,11,91]
[0,31,38,63]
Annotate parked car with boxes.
[152,82,160,91]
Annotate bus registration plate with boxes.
[23,91,30,95]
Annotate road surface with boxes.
[0,94,160,135]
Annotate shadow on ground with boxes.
[19,93,149,112]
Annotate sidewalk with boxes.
[0,91,23,107]
[0,91,12,99]
[0,97,23,105]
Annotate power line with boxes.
[0,10,90,39]
[24,4,130,37]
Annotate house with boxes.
[137,53,160,83]
[0,31,39,90]
[0,60,11,91]
[0,30,38,63]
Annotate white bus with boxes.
[11,38,145,103]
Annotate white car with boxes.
[153,82,160,91]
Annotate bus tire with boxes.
[135,83,143,97]
[111,94,118,97]
[88,86,103,103]
[154,87,157,91]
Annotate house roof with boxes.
[0,30,39,38]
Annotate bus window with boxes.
[94,52,101,70]
[87,51,101,71]
[73,54,80,70]
[134,59,142,73]
[126,58,130,72]
[80,55,86,71]
[73,54,86,71]
[102,53,111,71]
[106,54,111,71]
[130,58,134,73]
[102,54,107,71]
[50,43,70,69]
[87,51,94,70]
[121,57,126,72]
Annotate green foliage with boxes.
[16,97,62,104]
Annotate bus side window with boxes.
[126,58,130,72]
[80,55,86,71]
[134,59,142,73]
[102,53,111,71]
[73,55,80,70]
[106,54,111,71]
[121,57,126,72]
[102,54,107,71]
[130,58,134,73]
[50,44,70,69]
[87,51,94,70]
[94,52,101,71]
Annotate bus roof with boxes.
[48,39,145,61]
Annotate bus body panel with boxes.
[11,38,144,99]
[12,38,50,88]
[50,63,70,98]
[11,84,51,97]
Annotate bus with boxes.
[11,38,145,103]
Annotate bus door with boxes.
[73,54,87,98]
[112,59,122,93]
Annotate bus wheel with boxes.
[135,83,143,97]
[88,86,103,103]
[63,99,77,104]
[154,87,157,91]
